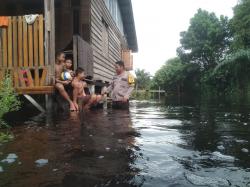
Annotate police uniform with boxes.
[107,71,135,109]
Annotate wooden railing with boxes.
[0,15,53,94]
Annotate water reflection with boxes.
[0,109,142,187]
[0,98,250,186]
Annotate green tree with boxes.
[177,9,231,70]
[230,0,250,50]
[152,57,200,93]
[135,69,151,90]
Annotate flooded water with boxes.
[0,98,250,187]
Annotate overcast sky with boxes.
[131,0,238,75]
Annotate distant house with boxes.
[0,0,137,109]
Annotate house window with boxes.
[104,0,124,34]
[102,19,109,57]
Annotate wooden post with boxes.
[73,36,78,71]
[44,0,55,112]
[159,86,161,100]
[44,0,55,85]
[49,0,55,85]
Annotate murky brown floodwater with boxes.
[0,99,250,187]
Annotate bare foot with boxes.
[70,102,76,111]
[73,102,79,111]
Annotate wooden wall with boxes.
[90,0,128,82]
[55,0,129,83]
[55,0,91,51]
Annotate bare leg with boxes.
[84,94,102,109]
[55,83,76,111]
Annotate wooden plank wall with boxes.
[74,35,94,77]
[55,0,73,51]
[0,15,50,91]
[55,0,91,51]
[90,0,128,82]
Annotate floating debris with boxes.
[105,147,110,151]
[185,172,230,187]
[217,145,225,150]
[35,159,48,167]
[7,153,18,159]
[241,148,249,153]
[89,134,93,137]
[118,139,123,143]
[98,156,104,159]
[53,168,58,172]
[243,123,248,126]
[0,166,3,172]
[1,153,18,164]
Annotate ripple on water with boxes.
[211,152,235,162]
[185,172,230,187]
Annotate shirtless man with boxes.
[55,52,76,111]
[72,67,102,111]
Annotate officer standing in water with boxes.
[103,61,135,109]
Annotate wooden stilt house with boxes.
[0,0,138,110]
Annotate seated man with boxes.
[103,60,135,109]
[55,52,76,111]
[72,67,102,111]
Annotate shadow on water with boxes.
[0,107,143,187]
[0,95,250,186]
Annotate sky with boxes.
[131,0,238,75]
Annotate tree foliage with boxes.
[152,58,200,93]
[135,69,151,90]
[211,49,250,91]
[230,0,250,50]
[177,9,230,70]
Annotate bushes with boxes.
[0,74,21,128]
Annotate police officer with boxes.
[104,61,135,109]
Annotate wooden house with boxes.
[0,0,138,111]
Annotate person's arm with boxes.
[55,78,70,85]
[106,82,114,93]
[123,85,134,101]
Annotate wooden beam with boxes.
[44,0,49,83]
[23,94,45,113]
[44,0,55,86]
[16,86,54,94]
[73,36,78,71]
[49,0,55,85]
[7,17,13,68]
[18,16,23,67]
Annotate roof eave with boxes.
[118,0,138,53]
